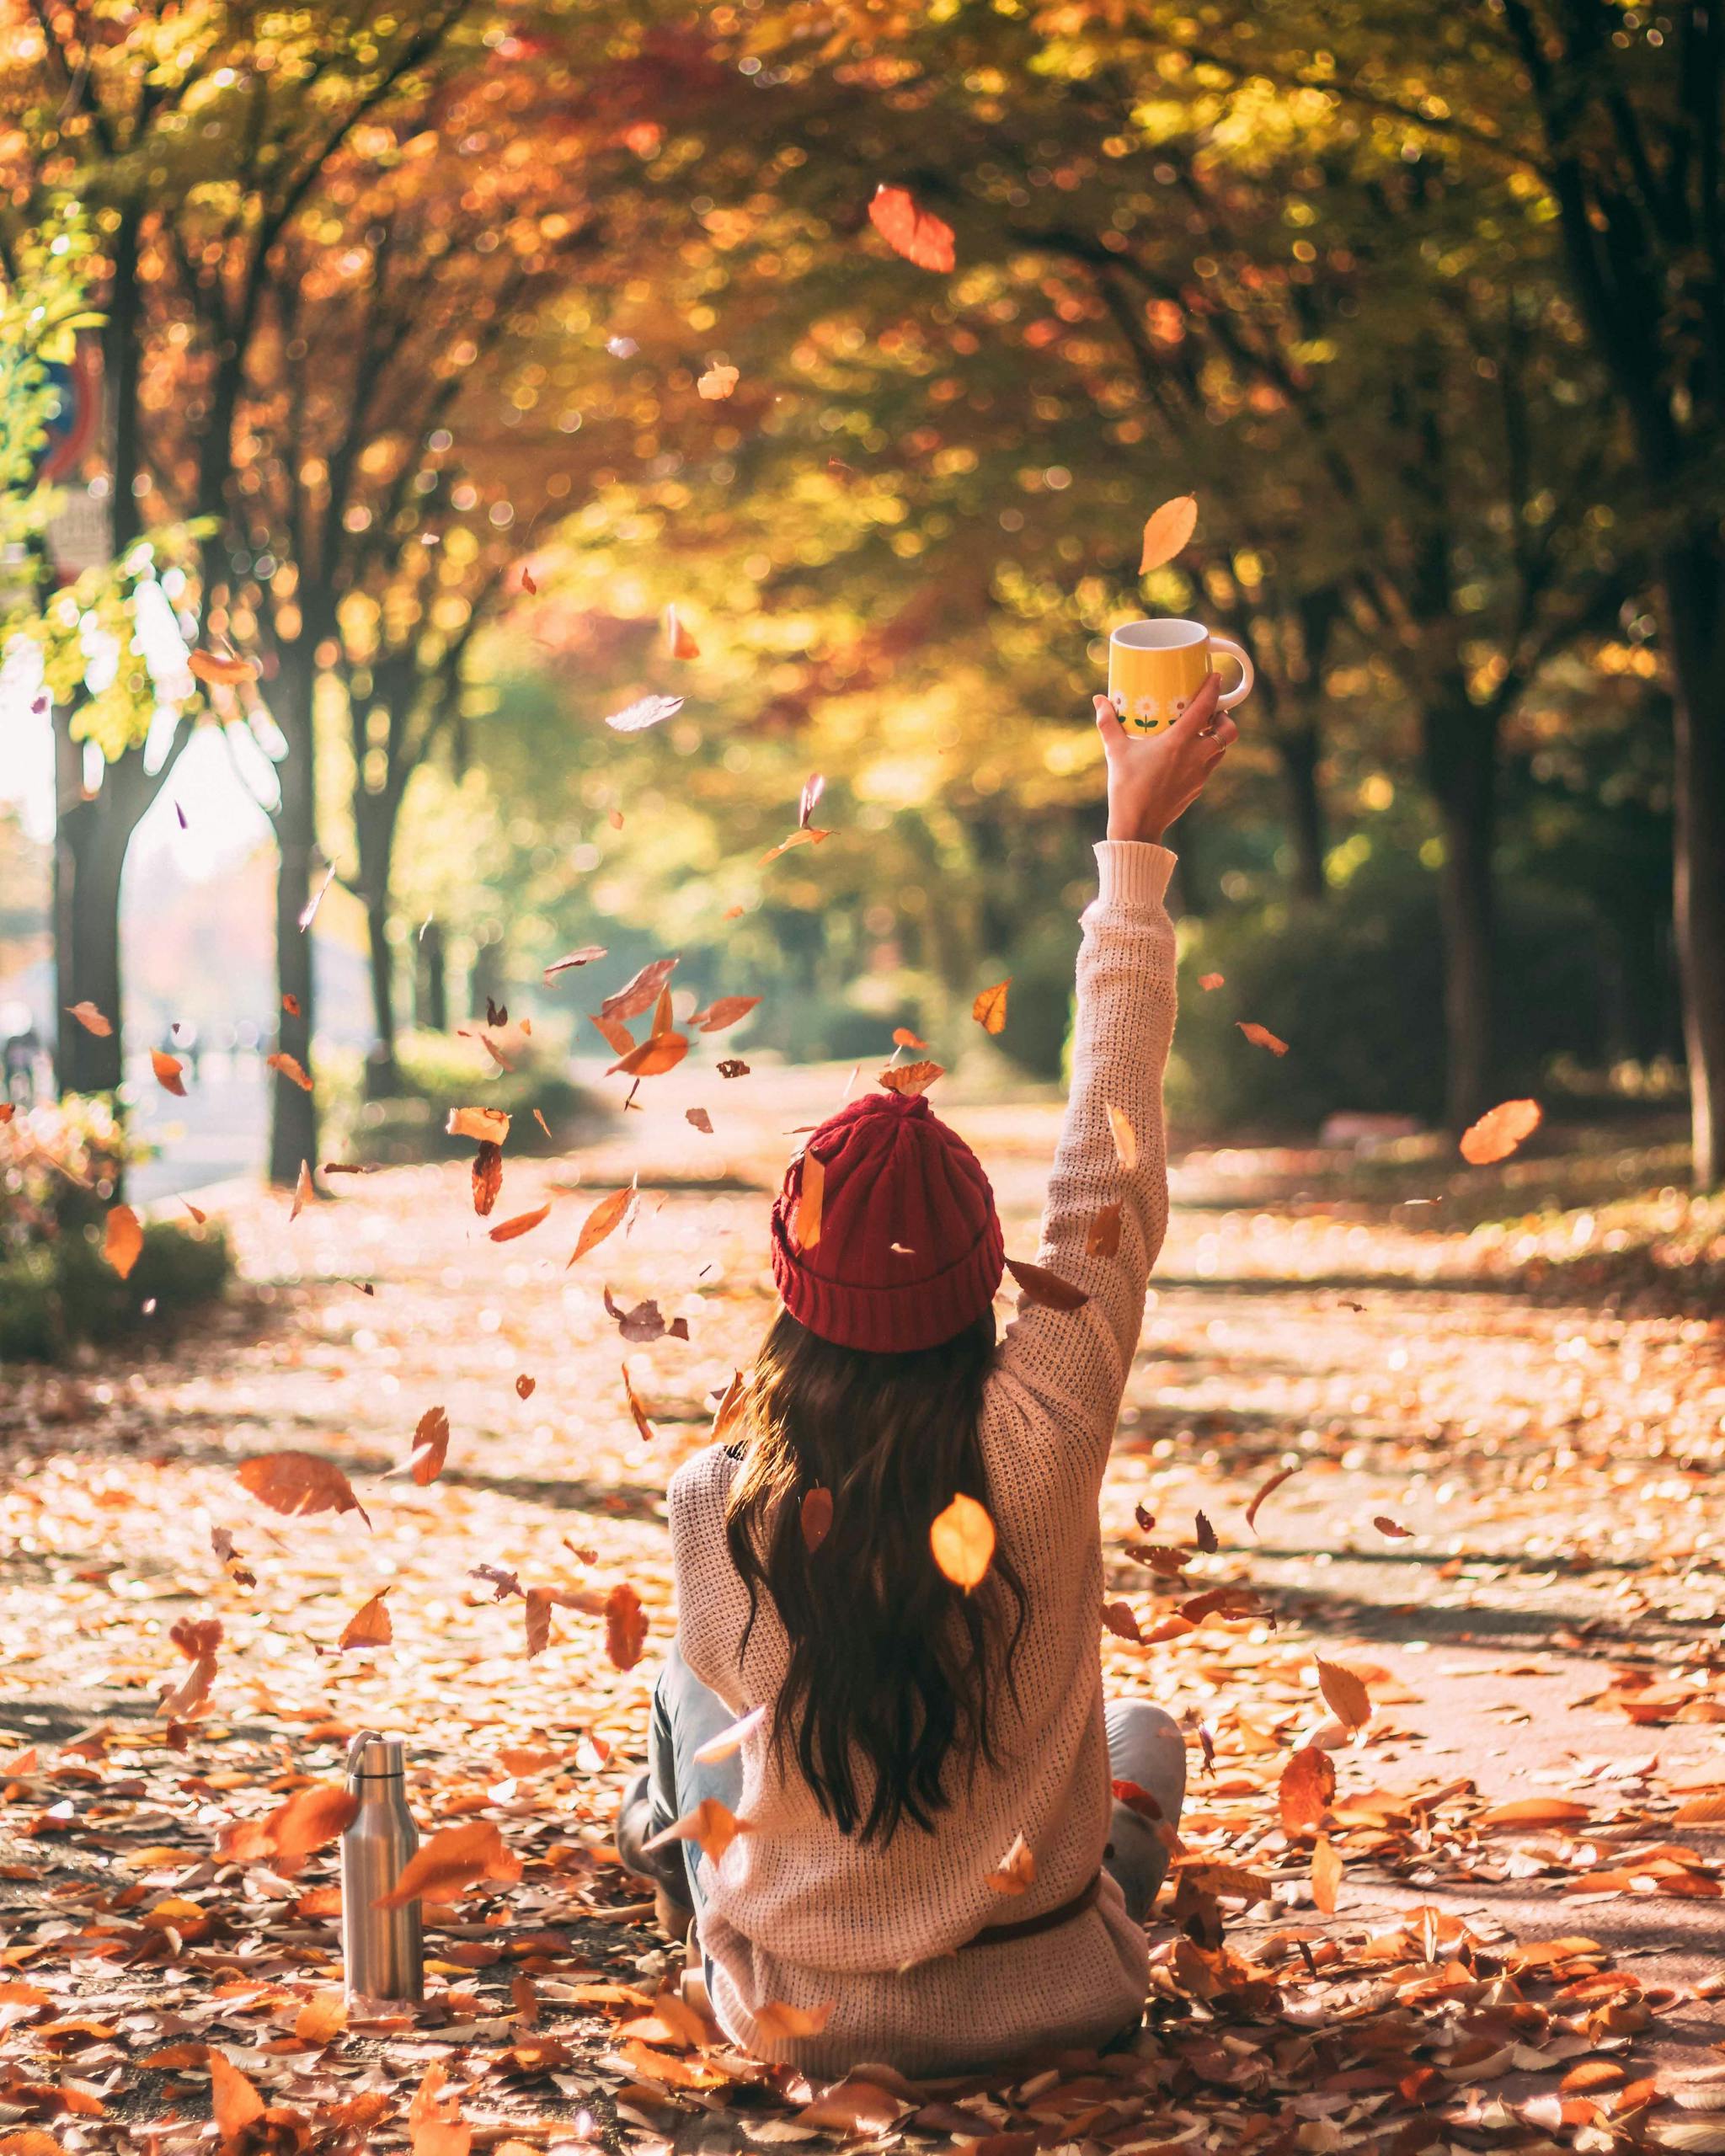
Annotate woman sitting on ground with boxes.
[619,675,1239,2075]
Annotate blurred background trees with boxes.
[0,0,1713,1187]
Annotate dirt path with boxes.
[3,1064,1724,2151]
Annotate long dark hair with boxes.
[724,1307,1028,1845]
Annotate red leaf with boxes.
[868,184,955,271]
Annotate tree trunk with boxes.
[269,641,319,1186]
[363,889,400,1098]
[414,918,449,1033]
[1422,696,1500,1131]
[1274,723,1327,902]
[468,931,505,1023]
[1658,534,1725,1188]
[51,723,126,1099]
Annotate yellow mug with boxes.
[1108,617,1254,736]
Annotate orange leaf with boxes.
[1198,973,1225,990]
[339,1589,392,1651]
[1316,1658,1372,1732]
[760,826,830,865]
[1236,1022,1289,1056]
[1086,1203,1122,1258]
[238,1450,370,1526]
[645,1796,746,1865]
[1140,493,1199,574]
[218,1784,357,1873]
[151,1049,186,1096]
[697,364,739,400]
[930,1492,995,1589]
[800,1486,834,1553]
[409,1406,450,1486]
[606,1032,687,1078]
[796,1150,825,1250]
[290,1160,315,1219]
[447,1105,510,1144]
[409,2060,471,2156]
[1674,1793,1725,1825]
[878,1058,943,1097]
[602,957,678,1022]
[987,1830,1037,1895]
[755,1997,836,2043]
[606,1582,648,1670]
[267,1049,313,1091]
[182,1199,206,1225]
[1005,1256,1089,1310]
[1104,1102,1138,1171]
[892,1026,927,1049]
[569,1185,632,1265]
[1460,1097,1543,1166]
[1310,1833,1343,1914]
[693,995,760,1033]
[66,1001,111,1035]
[294,1991,346,2044]
[1278,1747,1335,1834]
[471,1140,502,1216]
[1245,1461,1299,1534]
[524,1588,553,1660]
[375,1821,521,1908]
[621,1363,656,1444]
[588,1011,635,1056]
[1474,1796,1591,1829]
[868,184,955,271]
[489,1201,551,1243]
[189,648,257,687]
[103,1205,143,1280]
[665,604,700,656]
[209,2050,265,2145]
[971,977,1010,1034]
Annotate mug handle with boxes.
[1210,636,1254,709]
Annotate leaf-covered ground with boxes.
[3,1063,1724,2156]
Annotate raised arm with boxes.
[993,673,1238,1456]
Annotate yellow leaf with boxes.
[1139,493,1199,574]
[971,977,1010,1034]
[930,1492,995,1589]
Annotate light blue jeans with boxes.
[645,1644,1187,1925]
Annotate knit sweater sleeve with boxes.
[991,839,1178,1466]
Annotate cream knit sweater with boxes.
[668,841,1178,2076]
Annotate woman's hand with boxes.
[1093,671,1238,846]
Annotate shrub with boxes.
[322,1030,610,1166]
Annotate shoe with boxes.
[616,1770,696,1940]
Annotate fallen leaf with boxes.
[1236,1022,1289,1056]
[1474,1796,1591,1829]
[1316,1658,1372,1732]
[151,1048,186,1096]
[1105,1102,1138,1171]
[972,978,1011,1034]
[694,1705,767,1765]
[622,1363,656,1444]
[489,1201,551,1243]
[800,1486,834,1553]
[879,1057,943,1096]
[1460,1097,1543,1165]
[1086,1201,1122,1258]
[267,1049,313,1091]
[447,1105,510,1144]
[1006,1256,1089,1310]
[569,1186,632,1264]
[294,1992,346,2045]
[605,693,683,734]
[543,946,608,979]
[602,1286,689,1343]
[1278,1747,1335,1833]
[524,1588,553,1659]
[282,993,300,1016]
[1245,1461,1300,1534]
[67,1000,112,1035]
[238,1451,370,1525]
[1310,1834,1343,1914]
[376,1821,522,1908]
[645,1796,746,1865]
[471,1140,503,1216]
[796,1150,825,1250]
[930,1492,995,1589]
[520,565,537,595]
[103,1205,142,1280]
[1198,972,1225,990]
[1140,493,1199,574]
[693,995,760,1033]
[409,2058,471,2156]
[339,1589,392,1651]
[755,1996,836,2043]
[868,183,955,271]
[208,2049,265,2145]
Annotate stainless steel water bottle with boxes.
[339,1729,424,2003]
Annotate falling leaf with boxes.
[182,1199,207,1225]
[987,1831,1037,1895]
[694,1705,766,1766]
[1236,1022,1289,1056]
[800,1486,834,1553]
[66,1001,110,1036]
[190,647,258,687]
[1316,1658,1372,1732]
[697,362,739,400]
[339,1589,393,1650]
[569,1186,633,1264]
[447,1105,510,1144]
[282,992,300,1016]
[645,1796,745,1865]
[403,1406,451,1487]
[965,977,1013,1037]
[1139,493,1199,574]
[755,1998,836,2044]
[798,772,825,829]
[1374,1514,1413,1539]
[606,1582,648,1669]
[1198,972,1225,990]
[544,946,608,979]
[1005,1256,1089,1310]
[868,183,955,271]
[219,1781,360,1871]
[1105,1102,1138,1171]
[520,565,538,595]
[686,1107,714,1134]
[1245,1461,1300,1534]
[287,1159,314,1220]
[1460,1097,1543,1166]
[1278,1747,1335,1833]
[472,1140,503,1216]
[268,1049,313,1091]
[208,2049,265,2145]
[376,1820,522,1907]
[146,1047,184,1094]
[717,1057,750,1077]
[605,692,684,734]
[515,1374,535,1399]
[103,1205,143,1280]
[1102,1599,1141,1643]
[665,603,700,657]
[297,863,335,931]
[892,1025,927,1049]
[621,1363,656,1444]
[760,825,831,864]
[930,1492,995,1589]
[796,1151,825,1250]
[238,1451,370,1525]
[879,1059,943,1097]
[602,1286,689,1342]
[693,994,760,1033]
[489,1201,551,1243]
[602,957,679,1022]
[1311,1834,1343,1914]
[1194,1509,1219,1553]
[1086,1202,1122,1258]
[607,1031,688,1078]
[589,1011,635,1056]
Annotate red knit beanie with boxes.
[770,1089,1005,1353]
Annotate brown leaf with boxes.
[238,1451,370,1526]
[1316,1658,1372,1732]
[800,1486,834,1553]
[686,1107,714,1134]
[1374,1514,1413,1539]
[409,1406,450,1486]
[103,1205,143,1280]
[376,1821,521,1907]
[606,1031,688,1078]
[1460,1097,1543,1166]
[602,1286,688,1343]
[267,1049,313,1091]
[1278,1747,1335,1834]
[971,978,1010,1034]
[489,1201,551,1243]
[987,1831,1037,1896]
[339,1589,392,1651]
[602,958,679,1022]
[693,994,760,1033]
[151,1049,186,1096]
[868,183,955,271]
[621,1364,656,1444]
[524,1588,553,1659]
[1104,1102,1138,1171]
[543,946,607,979]
[879,1058,943,1097]
[717,1057,750,1078]
[1140,493,1199,574]
[1005,1256,1089,1310]
[209,2049,265,2145]
[930,1492,995,1589]
[1198,972,1225,990]
[644,1796,746,1865]
[1245,1461,1300,1534]
[471,1140,502,1216]
[290,1160,315,1219]
[1085,1202,1122,1258]
[1102,1599,1141,1643]
[796,1150,825,1250]
[1310,1833,1343,1914]
[514,1374,535,1399]
[569,1185,632,1265]
[606,1582,647,1670]
[1194,1509,1219,1553]
[447,1105,510,1144]
[66,1001,111,1036]
[1236,1022,1289,1056]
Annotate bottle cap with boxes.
[347,1731,407,1780]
